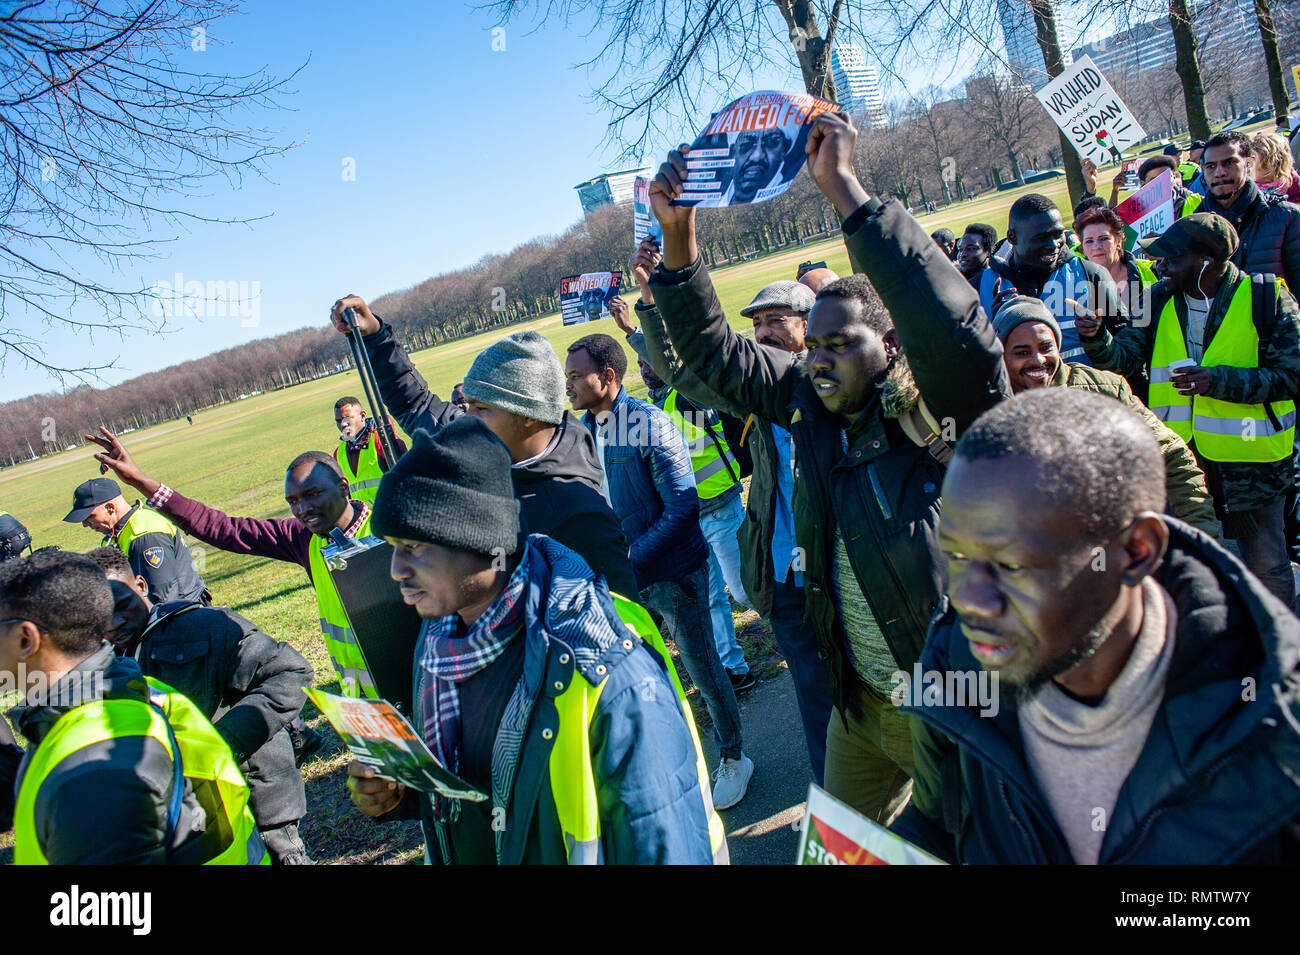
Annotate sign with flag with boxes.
[1115,168,1175,251]
[1036,56,1146,165]
[796,784,946,865]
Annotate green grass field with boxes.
[0,170,1080,863]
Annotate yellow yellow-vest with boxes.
[1149,278,1296,462]
[663,390,739,500]
[1133,257,1158,287]
[308,511,379,699]
[335,432,384,503]
[14,677,267,865]
[1181,192,1203,218]
[113,503,185,556]
[1178,162,1200,183]
[547,592,729,864]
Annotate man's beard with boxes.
[1011,613,1113,702]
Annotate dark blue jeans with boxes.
[768,576,833,785]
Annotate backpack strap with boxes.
[897,398,954,467]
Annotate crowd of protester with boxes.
[2,111,1299,865]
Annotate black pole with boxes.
[342,307,399,467]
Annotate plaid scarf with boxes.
[418,552,528,799]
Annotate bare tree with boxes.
[1168,0,1212,140]
[0,0,298,383]
[965,70,1053,187]
[1251,0,1289,120]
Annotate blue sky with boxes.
[1,0,1104,401]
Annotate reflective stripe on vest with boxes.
[663,390,738,500]
[308,515,380,699]
[546,594,730,864]
[335,432,384,503]
[1149,279,1295,462]
[14,678,266,865]
[116,504,184,555]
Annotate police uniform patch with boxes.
[143,546,165,568]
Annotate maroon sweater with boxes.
[157,489,369,587]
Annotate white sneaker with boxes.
[711,753,754,810]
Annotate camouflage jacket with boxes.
[1081,263,1300,514]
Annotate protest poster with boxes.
[797,784,946,865]
[633,175,663,246]
[560,272,622,325]
[1036,56,1146,165]
[305,689,487,802]
[670,90,838,208]
[1115,168,1175,251]
[1122,159,1140,191]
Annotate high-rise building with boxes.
[997,0,1049,89]
[573,167,654,215]
[831,44,887,129]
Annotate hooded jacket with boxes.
[403,534,713,864]
[892,518,1300,864]
[9,645,219,864]
[363,319,636,596]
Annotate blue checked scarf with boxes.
[419,554,529,790]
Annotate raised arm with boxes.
[88,428,309,568]
[803,113,1011,436]
[329,294,461,437]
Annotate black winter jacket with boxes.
[1203,180,1300,293]
[362,320,636,597]
[892,519,1300,864]
[135,601,313,828]
[652,198,1012,715]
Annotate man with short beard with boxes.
[893,388,1300,864]
[647,112,1013,821]
[1199,130,1300,294]
[956,223,997,290]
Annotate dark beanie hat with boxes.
[371,417,521,558]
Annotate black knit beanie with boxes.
[371,418,521,557]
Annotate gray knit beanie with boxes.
[461,330,565,425]
[991,296,1062,348]
[371,418,521,558]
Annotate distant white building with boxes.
[573,167,654,215]
[831,44,887,129]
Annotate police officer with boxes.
[333,397,407,503]
[2,551,265,864]
[63,475,209,605]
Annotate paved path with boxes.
[699,666,815,866]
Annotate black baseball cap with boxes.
[1189,139,1206,151]
[63,477,123,522]
[1162,143,1184,156]
[1138,213,1239,262]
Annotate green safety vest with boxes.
[1149,279,1296,462]
[335,432,384,503]
[1181,192,1202,218]
[1133,257,1158,286]
[1178,162,1199,183]
[308,513,379,699]
[663,390,739,500]
[113,502,186,555]
[14,677,267,865]
[548,592,729,864]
